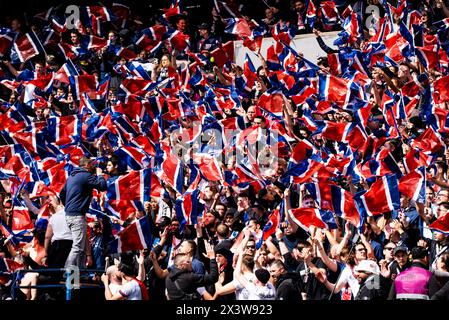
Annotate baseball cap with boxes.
[255,268,270,285]
[393,246,408,256]
[354,260,380,275]
[197,22,209,30]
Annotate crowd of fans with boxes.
[1,0,449,301]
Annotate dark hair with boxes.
[118,263,135,277]
[270,259,286,270]
[255,268,270,284]
[296,240,312,252]
[108,155,120,167]
[411,246,428,260]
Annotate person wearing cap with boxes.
[388,246,433,300]
[60,156,107,269]
[206,247,235,301]
[354,260,388,300]
[389,246,411,280]
[196,22,220,54]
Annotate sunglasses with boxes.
[385,247,395,251]
[246,245,256,249]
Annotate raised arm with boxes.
[335,222,352,256]
[20,191,39,216]
[136,251,146,282]
[149,250,169,279]
[284,189,299,233]
[313,238,338,273]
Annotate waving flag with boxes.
[257,91,284,118]
[355,174,400,216]
[193,153,224,181]
[11,205,34,232]
[431,75,449,104]
[306,0,317,29]
[13,32,45,63]
[106,169,163,202]
[105,199,143,221]
[166,30,190,51]
[318,1,340,30]
[0,30,13,57]
[159,143,184,194]
[429,213,449,234]
[415,46,439,70]
[175,189,205,230]
[330,184,361,228]
[210,41,235,68]
[318,74,351,107]
[271,21,297,45]
[305,181,333,211]
[412,127,445,154]
[286,158,324,184]
[289,208,336,232]
[45,115,81,146]
[398,166,426,203]
[433,18,449,32]
[256,209,281,249]
[224,18,252,38]
[162,0,183,20]
[0,257,24,273]
[72,75,98,101]
[114,145,150,170]
[235,53,257,92]
[108,216,153,253]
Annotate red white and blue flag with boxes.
[175,189,205,230]
[355,174,400,216]
[106,169,163,203]
[398,166,426,204]
[256,208,281,249]
[13,32,45,63]
[108,216,153,253]
[429,213,449,234]
[289,208,337,232]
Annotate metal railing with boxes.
[10,268,105,301]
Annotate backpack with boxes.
[173,279,201,300]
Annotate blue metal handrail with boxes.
[10,268,106,301]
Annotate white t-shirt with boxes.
[109,283,122,296]
[232,274,276,300]
[49,210,72,242]
[119,279,142,300]
[337,266,360,298]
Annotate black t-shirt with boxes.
[306,258,329,300]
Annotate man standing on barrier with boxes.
[60,156,107,270]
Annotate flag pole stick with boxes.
[260,0,271,9]
[31,29,48,59]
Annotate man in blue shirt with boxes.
[60,156,107,269]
